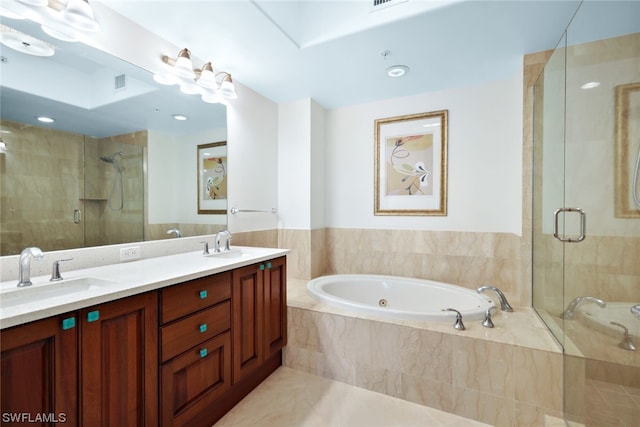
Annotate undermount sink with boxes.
[0,277,113,308]
[203,248,243,259]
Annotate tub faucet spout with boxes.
[477,285,513,312]
[17,247,44,287]
[560,296,606,319]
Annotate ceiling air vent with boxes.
[371,0,407,12]
[114,74,126,91]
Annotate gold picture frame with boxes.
[374,110,448,216]
[197,141,227,214]
[614,82,640,218]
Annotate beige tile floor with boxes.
[214,367,492,427]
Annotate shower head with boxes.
[99,151,122,163]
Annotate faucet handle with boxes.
[443,308,465,330]
[50,258,73,281]
[482,307,496,328]
[200,241,210,255]
[610,322,637,351]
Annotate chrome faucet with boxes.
[632,304,640,320]
[443,308,465,330]
[214,230,232,252]
[560,296,606,319]
[477,285,513,312]
[610,322,637,351]
[166,228,182,238]
[17,247,44,287]
[50,258,73,281]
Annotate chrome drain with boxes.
[379,299,388,307]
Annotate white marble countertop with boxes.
[0,246,289,329]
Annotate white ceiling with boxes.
[96,0,639,109]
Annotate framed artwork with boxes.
[197,141,227,214]
[374,110,448,216]
[614,82,640,218]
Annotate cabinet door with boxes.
[80,292,158,427]
[1,314,78,426]
[160,332,231,427]
[231,263,264,384]
[263,257,287,359]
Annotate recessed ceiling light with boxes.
[386,65,409,78]
[36,116,55,123]
[172,114,188,121]
[581,81,600,89]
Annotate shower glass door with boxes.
[533,3,640,425]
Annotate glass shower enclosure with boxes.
[532,2,640,426]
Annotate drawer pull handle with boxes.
[200,348,208,358]
[87,310,99,322]
[259,264,265,271]
[62,317,76,330]
[199,290,208,299]
[199,323,207,333]
[266,262,272,269]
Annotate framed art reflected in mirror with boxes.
[197,142,228,214]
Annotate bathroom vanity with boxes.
[0,248,287,427]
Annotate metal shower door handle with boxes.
[553,208,586,243]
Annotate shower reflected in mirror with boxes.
[99,151,124,211]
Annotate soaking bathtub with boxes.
[306,274,495,321]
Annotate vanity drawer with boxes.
[160,302,231,362]
[160,272,231,324]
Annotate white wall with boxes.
[148,128,226,225]
[226,83,280,233]
[324,74,524,234]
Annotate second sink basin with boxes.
[0,277,114,308]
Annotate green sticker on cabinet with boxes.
[62,317,76,330]
[87,310,100,322]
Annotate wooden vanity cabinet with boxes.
[0,292,157,427]
[1,313,78,426]
[232,256,287,384]
[80,292,158,427]
[159,272,233,427]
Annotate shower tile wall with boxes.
[0,120,85,255]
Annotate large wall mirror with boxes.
[0,15,228,256]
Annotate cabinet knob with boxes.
[266,262,272,269]
[62,316,76,330]
[259,264,265,271]
[199,348,208,358]
[87,310,100,322]
[199,290,208,299]
[199,323,207,333]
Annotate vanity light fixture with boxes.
[217,72,237,99]
[61,0,100,32]
[0,136,7,154]
[156,49,238,102]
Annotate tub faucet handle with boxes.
[610,322,637,351]
[443,308,465,330]
[482,307,496,328]
[477,285,513,312]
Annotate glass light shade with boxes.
[153,72,178,86]
[172,48,195,79]
[62,0,100,32]
[201,91,223,104]
[0,139,7,154]
[197,62,217,89]
[218,76,237,99]
[179,82,203,95]
[0,30,54,56]
[0,4,26,20]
